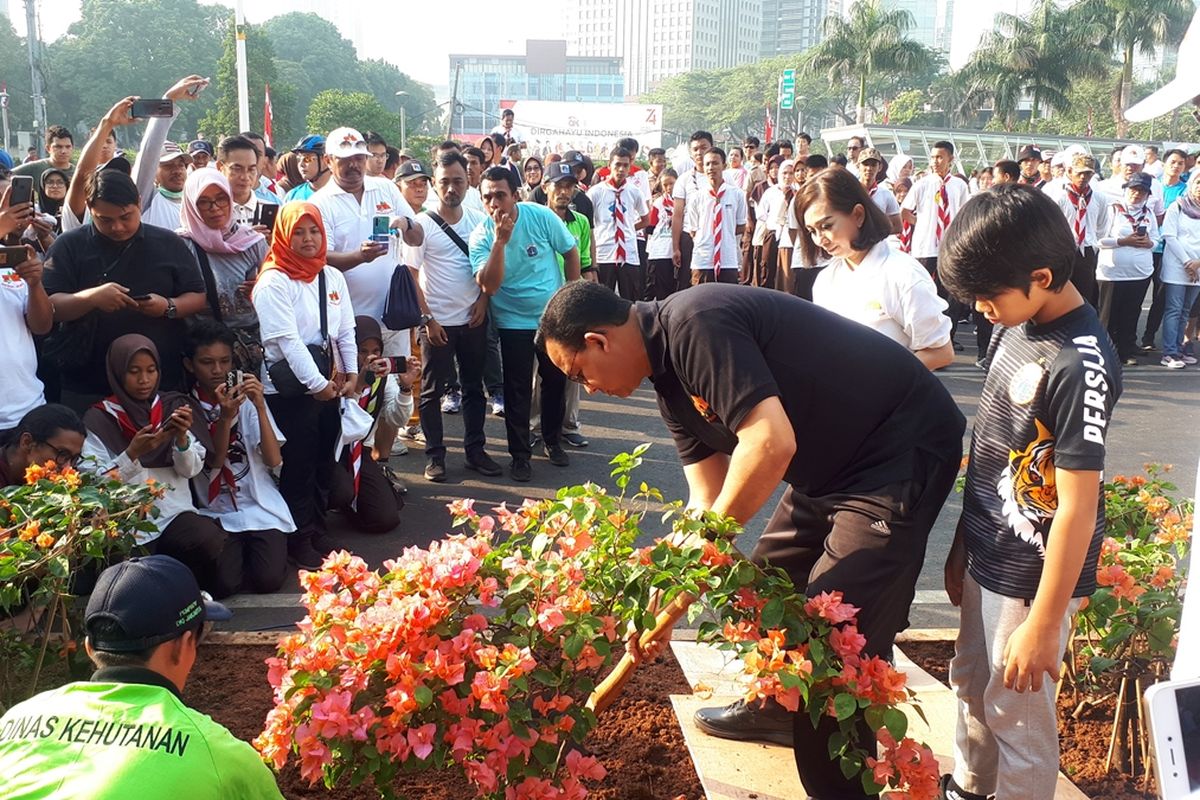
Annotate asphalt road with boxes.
[220,324,1200,634]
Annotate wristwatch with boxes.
[418,313,435,327]
[164,298,177,319]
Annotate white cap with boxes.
[1120,145,1146,165]
[326,127,368,158]
[1127,10,1200,122]
[1051,151,1069,168]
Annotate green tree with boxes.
[804,0,934,124]
[963,0,1110,131]
[0,17,35,148]
[359,59,438,137]
[1077,0,1192,136]
[1027,66,1159,139]
[263,13,364,96]
[306,90,396,138]
[44,0,225,141]
[200,21,298,146]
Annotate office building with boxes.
[761,0,843,57]
[448,40,624,136]
[567,0,763,96]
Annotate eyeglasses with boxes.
[196,195,231,211]
[36,442,81,467]
[563,351,586,385]
[368,152,387,160]
[847,144,862,151]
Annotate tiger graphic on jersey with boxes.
[996,418,1057,555]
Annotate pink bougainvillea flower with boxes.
[565,748,607,781]
[407,723,437,760]
[805,591,860,624]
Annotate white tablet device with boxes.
[1146,677,1200,798]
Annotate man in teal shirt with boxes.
[0,555,283,799]
[471,165,581,482]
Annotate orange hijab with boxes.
[258,201,327,283]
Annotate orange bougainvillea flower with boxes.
[23,462,51,484]
[35,532,55,549]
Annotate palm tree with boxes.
[1076,0,1193,136]
[803,0,933,124]
[963,0,1111,131]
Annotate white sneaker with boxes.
[1183,354,1198,365]
[1162,356,1186,369]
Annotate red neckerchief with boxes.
[609,178,627,263]
[95,394,163,441]
[192,387,239,510]
[1115,203,1147,230]
[346,374,384,509]
[1066,186,1092,245]
[710,181,727,272]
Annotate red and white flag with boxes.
[764,107,774,144]
[263,83,273,147]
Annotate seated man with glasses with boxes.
[0,554,286,799]
[0,404,86,487]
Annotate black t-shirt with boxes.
[530,185,594,226]
[962,303,1121,599]
[43,223,204,395]
[638,284,965,497]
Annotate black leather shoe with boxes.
[544,442,570,467]
[288,535,327,570]
[424,457,446,483]
[510,458,532,483]
[464,452,503,477]
[693,699,793,747]
[937,774,992,800]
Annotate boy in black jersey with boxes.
[936,184,1122,800]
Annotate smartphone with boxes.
[1136,225,1148,236]
[129,293,152,302]
[224,370,245,391]
[0,245,26,266]
[1146,678,1200,798]
[130,99,174,119]
[256,204,279,230]
[187,78,210,98]
[372,215,391,244]
[9,175,33,207]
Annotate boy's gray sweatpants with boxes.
[951,573,1082,800]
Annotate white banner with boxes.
[508,101,664,159]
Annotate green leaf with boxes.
[883,706,908,740]
[761,598,784,629]
[563,633,585,660]
[833,692,858,721]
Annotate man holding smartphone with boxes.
[311,127,424,465]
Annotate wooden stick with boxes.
[1106,673,1128,773]
[586,592,694,714]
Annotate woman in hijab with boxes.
[81,334,235,595]
[275,151,304,195]
[251,202,359,566]
[179,168,268,372]
[520,156,544,200]
[39,168,69,231]
[884,153,914,192]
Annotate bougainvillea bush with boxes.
[0,461,159,710]
[256,447,941,799]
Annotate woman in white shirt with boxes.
[1098,172,1160,366]
[1160,171,1200,368]
[252,202,359,566]
[81,334,235,595]
[800,168,955,371]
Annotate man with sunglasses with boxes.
[0,555,285,799]
[844,135,865,177]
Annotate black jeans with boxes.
[645,258,676,301]
[265,393,340,536]
[1069,246,1099,307]
[597,261,645,301]
[151,511,232,598]
[676,233,695,293]
[750,448,961,799]
[1098,277,1152,360]
[328,453,401,533]
[419,322,488,459]
[1143,251,1167,345]
[213,527,288,595]
[498,329,565,460]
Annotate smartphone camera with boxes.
[224,370,244,391]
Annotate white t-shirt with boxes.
[869,185,901,217]
[1045,183,1114,252]
[463,186,485,213]
[310,176,415,321]
[1096,174,1165,217]
[141,192,182,232]
[646,195,675,260]
[813,241,951,351]
[1162,203,1200,286]
[254,267,359,395]
[1098,202,1160,281]
[671,166,743,203]
[490,125,526,144]
[1143,160,1165,179]
[0,274,45,430]
[405,206,486,327]
[901,172,970,259]
[586,181,648,265]
[191,399,296,533]
[684,182,748,270]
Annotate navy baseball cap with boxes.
[545,162,577,184]
[188,139,215,158]
[561,150,584,166]
[1122,171,1153,192]
[85,555,231,652]
[291,134,326,156]
[396,159,431,181]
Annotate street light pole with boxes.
[395,90,408,151]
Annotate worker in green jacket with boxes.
[0,554,283,799]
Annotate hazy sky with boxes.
[11,0,567,88]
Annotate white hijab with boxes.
[886,154,913,186]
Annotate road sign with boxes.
[780,68,795,111]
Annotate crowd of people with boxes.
[0,69,1179,800]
